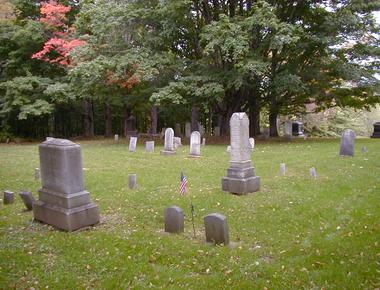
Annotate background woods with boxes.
[0,0,379,140]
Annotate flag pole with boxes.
[190,195,196,239]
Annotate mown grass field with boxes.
[0,138,379,289]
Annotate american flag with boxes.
[180,172,188,195]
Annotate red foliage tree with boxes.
[32,1,85,67]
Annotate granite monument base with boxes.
[33,201,99,231]
[371,132,380,138]
[221,161,260,195]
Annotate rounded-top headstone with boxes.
[339,129,356,156]
[189,131,201,156]
[204,213,229,245]
[164,206,184,233]
[19,191,35,210]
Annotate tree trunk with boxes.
[191,105,199,132]
[269,110,279,137]
[104,100,112,137]
[249,97,261,137]
[123,106,130,137]
[150,105,158,134]
[83,98,94,138]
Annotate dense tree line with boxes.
[0,0,379,140]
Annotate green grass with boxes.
[0,138,379,289]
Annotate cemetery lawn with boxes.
[0,139,379,289]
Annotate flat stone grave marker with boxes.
[160,128,176,155]
[19,191,35,210]
[3,190,14,205]
[222,112,260,194]
[189,131,201,157]
[164,206,184,233]
[128,174,137,189]
[204,213,229,245]
[339,129,355,156]
[310,167,317,179]
[129,137,137,152]
[280,163,286,175]
[146,141,155,152]
[33,138,100,231]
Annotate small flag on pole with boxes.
[180,172,188,195]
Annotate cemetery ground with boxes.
[0,139,379,289]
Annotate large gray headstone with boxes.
[129,137,137,152]
[3,190,14,205]
[204,213,229,245]
[19,191,35,210]
[222,113,260,194]
[339,129,355,156]
[164,206,184,233]
[161,128,175,155]
[189,131,201,157]
[33,138,100,231]
[185,123,191,138]
[146,141,155,152]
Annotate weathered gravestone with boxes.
[128,174,137,189]
[371,122,380,138]
[160,128,176,155]
[361,146,367,153]
[204,213,229,245]
[146,141,155,152]
[226,145,231,153]
[164,206,184,233]
[33,138,100,231]
[214,126,220,137]
[189,131,201,157]
[222,113,260,194]
[114,134,119,142]
[309,167,317,179]
[19,191,35,210]
[284,121,293,141]
[339,129,356,156]
[249,138,255,151]
[280,163,286,175]
[129,137,137,152]
[175,123,182,137]
[202,138,206,146]
[185,123,191,138]
[292,121,304,136]
[3,190,14,205]
[35,168,40,180]
[174,137,182,149]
